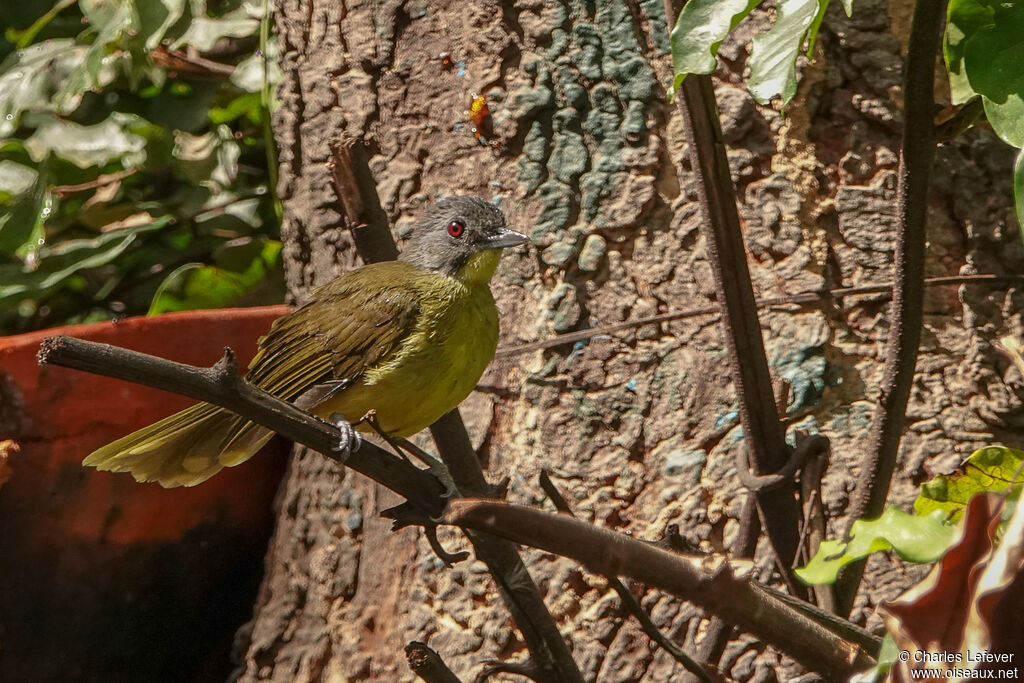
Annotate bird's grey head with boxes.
[400,196,529,283]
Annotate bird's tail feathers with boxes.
[83,403,273,487]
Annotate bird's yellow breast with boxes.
[312,270,499,437]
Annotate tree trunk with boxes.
[233,0,1024,680]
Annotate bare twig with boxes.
[934,96,985,144]
[51,169,138,197]
[329,138,400,263]
[538,471,713,682]
[798,447,836,613]
[430,414,584,683]
[474,660,542,683]
[445,499,876,681]
[837,0,948,614]
[495,274,1024,358]
[406,641,464,683]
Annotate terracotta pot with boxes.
[0,306,292,682]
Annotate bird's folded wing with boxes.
[244,263,423,400]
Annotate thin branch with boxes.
[837,0,948,614]
[329,137,400,263]
[37,336,448,515]
[934,96,985,144]
[538,471,712,682]
[664,0,803,578]
[51,169,138,197]
[445,499,876,681]
[495,274,1024,358]
[405,641,464,683]
[430,414,585,683]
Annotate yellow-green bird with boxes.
[84,196,528,487]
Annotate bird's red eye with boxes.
[447,221,465,238]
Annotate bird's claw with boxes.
[329,412,362,458]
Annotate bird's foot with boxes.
[329,412,362,458]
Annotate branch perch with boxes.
[37,335,448,516]
[445,499,876,681]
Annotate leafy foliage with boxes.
[945,0,1024,148]
[0,0,283,335]
[798,445,1024,586]
[669,0,853,104]
[795,506,957,585]
[915,446,1024,522]
[882,494,1024,681]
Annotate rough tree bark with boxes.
[232,0,1024,680]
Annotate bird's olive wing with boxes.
[244,264,421,400]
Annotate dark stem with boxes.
[329,137,399,263]
[431,414,584,683]
[538,471,712,682]
[836,0,947,615]
[445,499,876,681]
[405,641,464,683]
[664,0,803,589]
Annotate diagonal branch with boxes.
[837,0,948,614]
[664,0,803,580]
[539,471,712,682]
[445,499,876,681]
[494,274,1024,359]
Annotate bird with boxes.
[83,196,529,487]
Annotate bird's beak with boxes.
[483,227,530,250]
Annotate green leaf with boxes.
[963,2,1024,146]
[209,92,263,125]
[230,50,282,94]
[148,237,281,314]
[981,94,1024,148]
[915,446,1024,522]
[1015,148,1024,234]
[748,0,820,104]
[848,634,897,683]
[23,113,147,169]
[945,0,994,104]
[171,125,240,188]
[68,0,138,97]
[0,161,48,258]
[0,219,168,308]
[0,40,96,137]
[670,0,763,91]
[6,0,77,50]
[944,0,1024,145]
[172,15,259,52]
[796,507,957,585]
[136,0,187,50]
[0,159,38,198]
